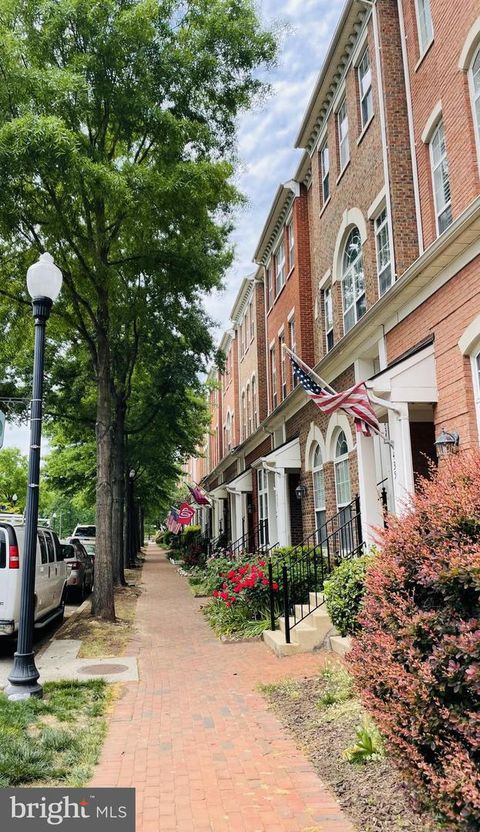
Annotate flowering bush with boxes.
[349,452,480,830]
[212,559,279,617]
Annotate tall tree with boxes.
[0,0,276,619]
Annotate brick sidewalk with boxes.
[91,547,355,832]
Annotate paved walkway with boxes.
[91,547,355,832]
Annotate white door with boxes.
[36,530,52,616]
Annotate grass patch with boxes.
[59,568,142,658]
[0,680,112,787]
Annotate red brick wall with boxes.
[386,255,480,450]
[400,0,480,249]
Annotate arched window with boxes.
[312,445,326,543]
[342,227,366,334]
[334,430,352,552]
[470,47,480,156]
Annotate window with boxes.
[324,285,334,352]
[225,411,232,451]
[334,430,353,553]
[288,317,297,387]
[358,49,373,129]
[252,375,257,429]
[415,0,433,54]
[312,445,326,544]
[342,227,366,334]
[38,533,48,565]
[275,240,286,294]
[469,48,480,160]
[249,297,255,340]
[320,141,330,204]
[45,531,55,563]
[430,121,452,235]
[258,469,269,547]
[337,98,349,172]
[246,384,251,435]
[375,208,393,295]
[241,391,246,441]
[267,263,274,309]
[279,332,286,400]
[287,220,295,271]
[270,346,277,410]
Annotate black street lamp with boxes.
[5,253,62,701]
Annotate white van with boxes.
[0,518,68,637]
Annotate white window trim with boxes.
[341,228,366,334]
[324,283,334,353]
[471,350,480,440]
[414,0,434,58]
[337,97,350,174]
[320,139,330,205]
[274,238,286,295]
[468,45,480,172]
[358,48,373,131]
[373,205,393,296]
[429,120,452,237]
[421,100,442,144]
[334,430,352,510]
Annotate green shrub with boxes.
[203,598,270,639]
[323,555,373,637]
[343,720,384,765]
[182,525,201,545]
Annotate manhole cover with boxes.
[79,663,128,675]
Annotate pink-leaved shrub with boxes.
[349,451,480,830]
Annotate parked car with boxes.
[62,537,94,600]
[0,517,67,638]
[72,524,96,542]
[82,541,96,563]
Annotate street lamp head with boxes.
[12,494,17,503]
[129,469,136,479]
[26,253,63,302]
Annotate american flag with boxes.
[187,484,211,506]
[290,356,379,436]
[166,507,181,535]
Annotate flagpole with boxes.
[282,343,394,448]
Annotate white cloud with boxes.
[206,0,344,335]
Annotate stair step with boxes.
[309,591,325,606]
[329,635,352,657]
[262,629,303,657]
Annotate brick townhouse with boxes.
[189,0,480,553]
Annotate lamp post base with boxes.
[5,651,43,700]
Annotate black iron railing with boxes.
[267,496,363,643]
[225,519,268,559]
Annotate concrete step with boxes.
[330,635,353,657]
[262,629,303,657]
[309,591,325,607]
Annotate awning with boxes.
[208,485,228,500]
[251,437,301,471]
[370,342,438,405]
[225,469,253,494]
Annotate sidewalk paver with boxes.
[91,546,355,832]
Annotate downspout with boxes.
[395,0,424,252]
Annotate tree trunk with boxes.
[112,400,126,586]
[92,325,115,621]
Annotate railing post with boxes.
[282,564,290,644]
[268,560,276,632]
[354,494,363,549]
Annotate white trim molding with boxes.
[421,100,443,144]
[458,313,480,355]
[459,17,480,71]
[326,414,355,460]
[305,422,327,471]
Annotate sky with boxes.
[2,0,344,455]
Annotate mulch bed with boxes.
[262,673,441,832]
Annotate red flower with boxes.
[258,560,266,567]
[233,585,242,593]
[213,590,219,597]
[272,582,279,590]
[226,601,231,608]
[262,579,269,586]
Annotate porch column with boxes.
[274,468,291,547]
[388,402,415,514]
[356,430,384,545]
[234,493,243,542]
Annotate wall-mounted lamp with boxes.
[434,428,460,458]
[295,483,308,501]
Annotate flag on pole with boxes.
[288,355,379,436]
[177,502,196,525]
[187,484,211,506]
[166,507,181,534]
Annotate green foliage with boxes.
[343,720,385,765]
[0,680,109,786]
[203,599,270,639]
[323,555,373,637]
[0,447,28,510]
[182,525,201,544]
